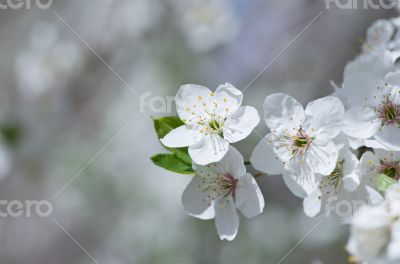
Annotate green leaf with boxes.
[153,116,184,139]
[170,147,192,165]
[1,123,22,146]
[376,174,397,192]
[153,116,192,165]
[151,154,194,174]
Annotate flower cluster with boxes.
[347,183,400,263]
[151,16,400,261]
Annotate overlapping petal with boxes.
[223,106,260,143]
[235,173,264,218]
[264,93,305,134]
[250,136,284,175]
[343,106,381,139]
[161,125,201,148]
[182,176,215,220]
[214,198,239,241]
[304,96,344,138]
[188,135,229,165]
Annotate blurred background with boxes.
[0,0,397,263]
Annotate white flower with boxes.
[346,205,394,263]
[362,18,400,64]
[161,83,260,165]
[173,0,240,52]
[343,71,400,151]
[250,94,344,193]
[181,146,264,241]
[360,149,400,191]
[15,22,83,97]
[346,182,400,263]
[302,135,362,217]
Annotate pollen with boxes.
[376,96,400,126]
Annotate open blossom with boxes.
[181,146,264,241]
[346,182,400,263]
[342,71,400,151]
[361,149,400,190]
[362,18,400,64]
[302,135,362,217]
[172,0,239,52]
[250,93,344,193]
[15,22,83,97]
[161,83,259,165]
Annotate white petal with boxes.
[365,139,388,149]
[387,221,400,260]
[265,133,292,163]
[342,73,382,106]
[264,93,305,134]
[235,173,264,218]
[175,84,212,125]
[285,155,315,183]
[215,83,243,115]
[304,136,338,176]
[352,205,391,228]
[182,176,215,220]
[216,146,246,179]
[342,150,362,192]
[161,125,201,148]
[389,86,400,105]
[343,106,380,139]
[348,137,365,150]
[384,70,400,86]
[386,183,400,204]
[304,96,345,138]
[360,151,380,189]
[189,135,229,165]
[365,186,384,206]
[375,124,400,151]
[250,135,284,175]
[223,106,260,143]
[214,198,239,241]
[344,54,395,79]
[303,190,322,217]
[282,170,309,198]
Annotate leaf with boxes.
[153,116,184,139]
[1,123,22,146]
[153,116,192,165]
[170,147,192,165]
[376,174,397,192]
[151,154,194,174]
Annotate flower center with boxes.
[376,97,400,126]
[208,119,221,132]
[379,160,400,180]
[290,129,313,156]
[200,172,238,206]
[205,118,226,137]
[327,159,345,192]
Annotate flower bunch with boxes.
[150,16,400,261]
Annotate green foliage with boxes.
[1,123,22,146]
[151,154,194,174]
[151,116,194,174]
[376,174,397,192]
